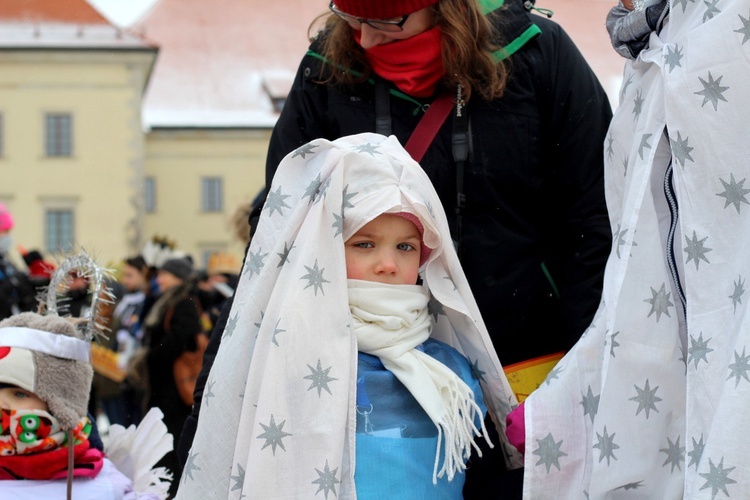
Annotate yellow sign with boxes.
[504,351,565,403]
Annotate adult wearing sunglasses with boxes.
[179,0,612,497]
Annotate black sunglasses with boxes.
[329,2,410,32]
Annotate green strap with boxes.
[541,261,561,299]
[479,0,505,14]
[492,23,542,62]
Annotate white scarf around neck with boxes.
[350,279,488,483]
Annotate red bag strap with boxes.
[403,93,455,163]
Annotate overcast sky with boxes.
[87,0,158,26]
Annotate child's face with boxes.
[345,214,421,285]
[0,387,48,412]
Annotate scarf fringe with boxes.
[432,385,492,484]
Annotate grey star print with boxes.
[332,212,344,237]
[644,283,674,322]
[303,174,323,205]
[271,319,285,347]
[277,242,295,268]
[304,359,337,396]
[533,432,567,473]
[353,142,381,156]
[629,378,662,418]
[203,380,216,407]
[694,71,729,111]
[632,90,644,121]
[688,434,705,469]
[688,332,714,369]
[615,481,644,491]
[341,185,358,218]
[609,331,621,358]
[614,225,636,258]
[428,296,446,321]
[182,450,201,483]
[469,358,487,382]
[312,460,340,499]
[702,0,720,22]
[684,230,712,270]
[660,436,685,473]
[244,248,268,278]
[622,155,629,177]
[699,457,737,498]
[638,133,652,160]
[266,186,291,216]
[292,143,318,159]
[735,11,750,44]
[593,426,619,465]
[674,0,696,12]
[727,347,750,387]
[581,386,600,423]
[257,414,292,455]
[301,259,330,296]
[223,312,239,339]
[664,45,684,72]
[716,174,750,213]
[606,135,614,160]
[231,463,245,493]
[545,366,563,385]
[670,131,695,168]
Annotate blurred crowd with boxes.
[0,203,239,491]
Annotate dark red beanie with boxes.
[333,0,440,18]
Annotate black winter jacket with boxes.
[179,2,612,491]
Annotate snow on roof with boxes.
[134,0,327,129]
[0,0,154,50]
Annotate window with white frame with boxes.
[45,113,73,157]
[45,209,75,253]
[144,176,156,213]
[201,177,223,212]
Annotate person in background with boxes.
[94,256,151,428]
[0,203,36,320]
[19,248,56,289]
[181,0,613,496]
[143,257,202,495]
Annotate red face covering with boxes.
[356,26,444,98]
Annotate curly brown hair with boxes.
[311,0,509,102]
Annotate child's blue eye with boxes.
[397,243,416,251]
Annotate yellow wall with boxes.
[0,50,154,268]
[143,128,269,268]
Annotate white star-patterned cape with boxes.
[176,133,520,499]
[524,1,750,498]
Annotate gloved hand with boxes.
[505,401,526,456]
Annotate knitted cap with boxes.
[333,0,440,18]
[161,257,194,280]
[394,212,432,266]
[0,312,93,430]
[0,203,13,232]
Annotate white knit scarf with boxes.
[350,279,488,483]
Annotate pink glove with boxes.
[505,401,526,456]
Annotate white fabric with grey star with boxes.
[525,1,750,498]
[176,133,520,499]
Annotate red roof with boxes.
[0,0,109,24]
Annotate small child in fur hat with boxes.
[0,311,166,499]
